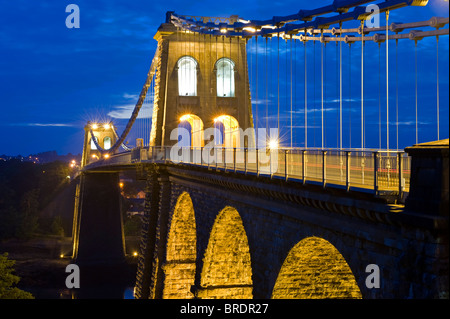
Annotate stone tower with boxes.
[81,122,117,167]
[149,17,254,149]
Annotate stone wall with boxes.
[134,162,448,299]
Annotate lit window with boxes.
[216,58,235,97]
[90,136,99,150]
[104,136,112,150]
[177,56,198,96]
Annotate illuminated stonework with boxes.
[162,192,197,299]
[272,236,362,299]
[199,206,253,299]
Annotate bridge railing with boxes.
[135,146,410,198]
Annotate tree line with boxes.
[0,160,71,240]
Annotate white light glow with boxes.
[268,139,279,149]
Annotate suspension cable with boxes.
[290,37,293,148]
[304,37,308,149]
[321,30,324,149]
[361,20,365,150]
[436,34,440,141]
[386,10,390,151]
[277,34,280,137]
[415,40,418,144]
[379,43,382,150]
[339,21,343,150]
[349,42,352,149]
[396,37,399,150]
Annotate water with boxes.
[23,262,137,299]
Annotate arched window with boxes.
[90,136,99,150]
[216,58,235,97]
[177,56,198,96]
[103,136,112,150]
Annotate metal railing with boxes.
[142,146,410,196]
[86,146,411,198]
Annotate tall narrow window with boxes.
[103,136,112,150]
[216,58,235,97]
[90,136,99,150]
[177,56,198,96]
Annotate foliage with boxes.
[0,160,71,240]
[124,215,142,236]
[0,253,34,299]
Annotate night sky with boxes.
[0,0,448,156]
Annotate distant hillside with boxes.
[0,151,81,164]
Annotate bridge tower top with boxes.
[81,122,118,167]
[149,20,254,148]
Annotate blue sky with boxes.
[0,0,448,155]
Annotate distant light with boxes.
[60,254,64,258]
[220,28,227,33]
[104,123,111,129]
[91,123,98,129]
[119,182,124,188]
[104,154,110,159]
[243,26,256,33]
[268,139,279,149]
[71,159,76,164]
[66,176,70,179]
[133,251,138,257]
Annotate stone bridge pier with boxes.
[134,140,448,299]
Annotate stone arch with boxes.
[272,236,362,299]
[162,192,197,299]
[213,115,240,148]
[199,206,253,299]
[179,113,204,148]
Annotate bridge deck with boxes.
[82,147,410,201]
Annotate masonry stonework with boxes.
[134,152,448,298]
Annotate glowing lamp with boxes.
[180,114,191,122]
[91,123,98,129]
[268,139,279,149]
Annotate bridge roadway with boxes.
[82,146,410,202]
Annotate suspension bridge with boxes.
[71,0,449,299]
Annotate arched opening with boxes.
[272,236,362,299]
[163,192,197,299]
[177,56,198,96]
[179,114,204,148]
[103,136,112,150]
[215,58,235,97]
[200,206,253,299]
[213,115,239,148]
[90,136,99,150]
